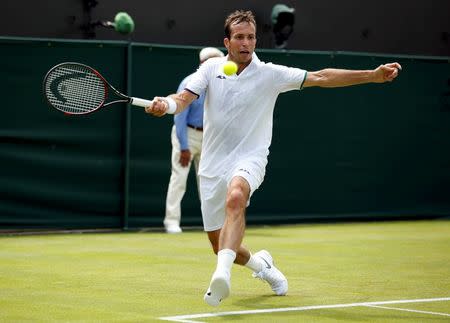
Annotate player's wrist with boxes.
[165,97,177,114]
[370,68,380,83]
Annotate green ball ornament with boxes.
[114,12,135,34]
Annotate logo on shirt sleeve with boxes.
[238,168,250,175]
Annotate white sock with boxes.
[245,253,263,272]
[216,249,236,273]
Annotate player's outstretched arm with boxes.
[303,62,402,88]
[145,90,197,117]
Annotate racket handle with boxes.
[130,97,154,108]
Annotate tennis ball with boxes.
[223,61,238,76]
[114,12,135,34]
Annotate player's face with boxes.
[224,22,256,65]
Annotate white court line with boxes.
[159,297,450,322]
[365,304,450,317]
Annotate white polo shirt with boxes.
[186,53,307,182]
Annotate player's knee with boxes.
[226,188,246,212]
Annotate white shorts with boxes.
[199,159,266,232]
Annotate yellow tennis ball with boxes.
[223,61,238,76]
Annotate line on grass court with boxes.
[159,297,450,322]
[365,304,450,317]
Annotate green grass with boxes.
[0,220,449,322]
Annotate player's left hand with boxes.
[373,63,402,83]
[145,97,168,117]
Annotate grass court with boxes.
[1,220,449,322]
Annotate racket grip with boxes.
[130,97,154,108]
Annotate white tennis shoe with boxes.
[252,250,288,296]
[204,269,231,306]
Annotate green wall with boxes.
[1,37,449,229]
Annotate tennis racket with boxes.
[43,62,153,115]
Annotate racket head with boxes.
[43,62,108,115]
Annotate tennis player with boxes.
[146,10,401,306]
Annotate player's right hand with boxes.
[145,97,168,117]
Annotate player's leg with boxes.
[204,225,254,306]
[164,126,191,233]
[219,176,250,251]
[204,176,257,306]
[201,172,287,306]
[220,167,288,297]
[201,176,241,306]
[203,229,232,306]
[206,226,252,265]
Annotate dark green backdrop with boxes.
[1,37,449,229]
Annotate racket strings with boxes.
[61,75,103,112]
[44,64,106,114]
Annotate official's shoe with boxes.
[252,250,288,296]
[204,269,231,306]
[165,225,182,234]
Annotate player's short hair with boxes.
[224,10,256,39]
